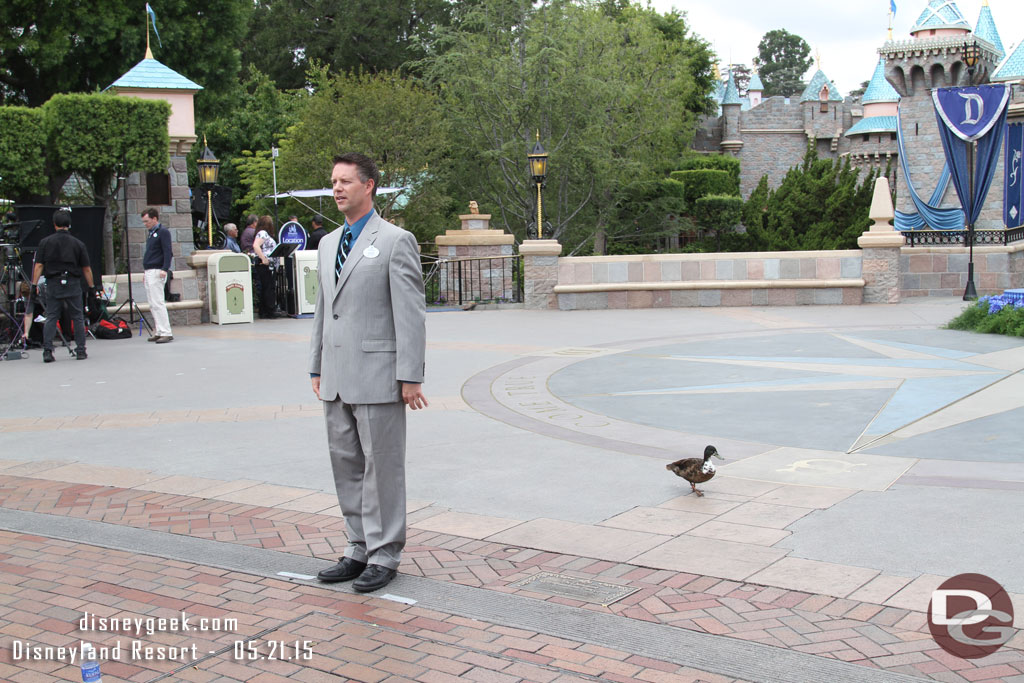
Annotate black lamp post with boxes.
[196,136,220,249]
[962,41,981,300]
[527,136,548,239]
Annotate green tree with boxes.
[0,107,47,202]
[270,68,452,242]
[44,93,170,272]
[753,29,812,97]
[756,145,876,251]
[0,1,249,116]
[192,67,301,215]
[728,64,752,96]
[694,194,743,251]
[421,0,714,254]
[609,178,688,254]
[742,175,769,240]
[242,0,456,90]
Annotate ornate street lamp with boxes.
[527,135,548,239]
[961,41,981,300]
[196,136,220,248]
[963,41,981,86]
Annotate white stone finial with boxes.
[869,176,895,229]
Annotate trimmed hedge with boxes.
[677,153,741,185]
[0,106,48,199]
[669,169,738,206]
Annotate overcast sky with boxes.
[649,0,1023,95]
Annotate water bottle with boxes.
[80,642,102,682]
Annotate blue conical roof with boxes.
[107,58,203,91]
[748,71,765,92]
[862,58,899,104]
[911,0,970,33]
[721,71,742,105]
[992,40,1024,82]
[800,70,843,103]
[974,4,1005,61]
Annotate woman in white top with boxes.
[252,215,281,318]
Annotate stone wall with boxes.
[900,243,1024,298]
[737,97,808,198]
[553,251,864,310]
[124,156,195,273]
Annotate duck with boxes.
[666,445,723,497]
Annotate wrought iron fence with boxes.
[422,254,523,306]
[903,227,1024,246]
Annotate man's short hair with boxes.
[53,209,71,228]
[224,223,238,234]
[245,214,258,227]
[312,214,324,226]
[332,153,380,197]
[141,207,159,220]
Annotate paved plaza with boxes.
[1,298,1023,682]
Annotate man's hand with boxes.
[402,382,428,410]
[311,376,321,400]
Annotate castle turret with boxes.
[800,69,844,152]
[974,0,1005,61]
[748,71,764,108]
[845,58,899,168]
[720,70,744,156]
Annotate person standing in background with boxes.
[307,215,328,250]
[141,208,173,344]
[240,214,258,253]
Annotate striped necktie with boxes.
[335,228,353,280]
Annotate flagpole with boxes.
[145,6,153,59]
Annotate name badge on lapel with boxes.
[363,245,380,259]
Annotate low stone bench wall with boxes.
[553,251,864,309]
[101,270,204,326]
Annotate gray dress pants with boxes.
[324,399,407,569]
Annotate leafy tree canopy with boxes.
[420,0,714,253]
[0,0,249,121]
[753,29,812,97]
[242,0,457,90]
[267,68,453,242]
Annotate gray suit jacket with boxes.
[308,213,426,404]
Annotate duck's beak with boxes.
[713,450,724,460]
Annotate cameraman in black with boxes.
[31,209,95,362]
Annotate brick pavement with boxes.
[0,532,738,683]
[1,473,1022,681]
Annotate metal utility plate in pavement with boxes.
[511,571,639,605]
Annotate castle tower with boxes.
[800,68,845,155]
[845,58,899,169]
[974,0,1005,62]
[108,56,202,271]
[881,0,1005,229]
[720,70,744,156]
[747,71,764,108]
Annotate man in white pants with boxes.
[141,208,173,343]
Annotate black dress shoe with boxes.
[42,349,55,363]
[353,565,397,593]
[316,557,366,583]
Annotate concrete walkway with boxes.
[1,298,1022,681]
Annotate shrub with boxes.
[669,169,738,206]
[946,296,1024,337]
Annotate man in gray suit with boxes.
[309,153,427,593]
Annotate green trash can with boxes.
[208,253,254,324]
